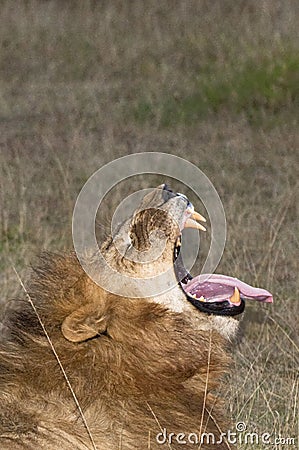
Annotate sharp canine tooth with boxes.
[191,294,206,302]
[185,218,206,231]
[192,211,206,223]
[230,287,241,304]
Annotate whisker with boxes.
[146,401,173,450]
[205,407,233,450]
[198,330,212,450]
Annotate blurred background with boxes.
[0,1,298,448]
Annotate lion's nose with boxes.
[176,192,187,200]
[176,192,192,209]
[160,185,192,208]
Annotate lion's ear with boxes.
[61,303,109,343]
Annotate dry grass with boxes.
[0,1,298,448]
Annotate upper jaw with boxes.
[159,184,207,234]
[180,202,207,232]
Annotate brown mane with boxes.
[0,252,233,449]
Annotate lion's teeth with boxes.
[191,211,206,223]
[230,287,241,304]
[191,294,206,302]
[185,218,206,231]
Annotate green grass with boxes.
[134,53,299,127]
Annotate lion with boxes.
[0,184,272,449]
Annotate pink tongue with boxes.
[184,274,273,303]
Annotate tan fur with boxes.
[0,187,237,449]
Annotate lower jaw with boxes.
[183,289,245,316]
[175,254,245,317]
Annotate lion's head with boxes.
[63,183,272,343]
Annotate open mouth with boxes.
[172,198,273,317]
